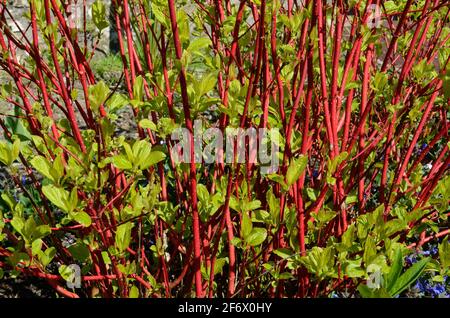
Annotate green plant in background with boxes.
[91,54,124,85]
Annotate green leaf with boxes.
[340,224,356,250]
[344,259,365,278]
[442,71,450,99]
[363,236,377,266]
[187,38,211,54]
[32,224,51,242]
[10,216,25,236]
[37,247,56,267]
[243,200,261,212]
[132,140,151,168]
[329,151,348,175]
[151,2,168,27]
[89,81,110,112]
[245,228,267,246]
[299,246,336,279]
[5,117,32,141]
[278,272,295,280]
[273,248,293,259]
[384,1,397,13]
[101,251,112,265]
[133,75,144,102]
[358,285,391,298]
[107,93,128,112]
[389,258,429,297]
[111,154,133,170]
[42,185,70,213]
[345,194,357,204]
[31,239,43,256]
[115,222,133,253]
[0,140,20,166]
[386,248,403,292]
[11,139,20,163]
[241,213,253,239]
[286,155,308,187]
[68,242,90,262]
[30,155,65,183]
[139,119,157,131]
[30,156,53,181]
[52,154,64,182]
[196,184,209,203]
[438,237,450,269]
[69,188,79,212]
[213,257,228,275]
[306,188,317,201]
[140,151,166,170]
[92,0,109,31]
[197,72,217,97]
[267,188,280,225]
[129,285,139,298]
[58,265,75,282]
[73,212,92,227]
[372,72,388,91]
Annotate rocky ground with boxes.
[0,277,56,298]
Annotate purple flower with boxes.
[421,245,438,256]
[414,279,426,293]
[312,170,319,178]
[431,246,438,255]
[429,283,446,297]
[414,277,448,297]
[405,254,418,266]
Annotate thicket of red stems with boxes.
[0,0,449,298]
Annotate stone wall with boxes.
[4,0,116,54]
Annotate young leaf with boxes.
[140,151,166,170]
[58,265,76,283]
[72,212,92,227]
[438,237,450,269]
[92,0,108,31]
[129,285,139,298]
[389,258,429,297]
[42,185,70,213]
[273,248,293,259]
[115,222,133,253]
[133,76,144,102]
[286,155,308,187]
[111,154,133,170]
[245,228,267,246]
[11,139,20,162]
[139,119,157,131]
[89,81,110,112]
[187,38,211,54]
[68,242,90,262]
[0,140,20,166]
[386,247,403,292]
[241,213,253,239]
[38,247,56,267]
[32,224,52,242]
[30,156,53,181]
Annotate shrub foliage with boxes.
[0,0,449,297]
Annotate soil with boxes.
[0,276,56,298]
